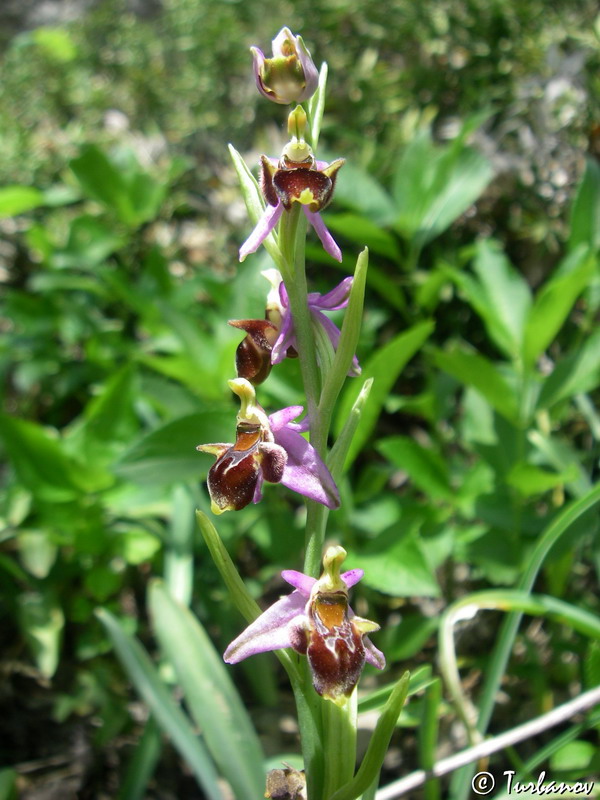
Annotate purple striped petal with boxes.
[269,405,305,430]
[274,426,340,508]
[303,208,342,262]
[364,637,386,670]
[281,570,316,596]
[311,276,353,310]
[224,590,306,663]
[341,569,364,588]
[239,202,283,262]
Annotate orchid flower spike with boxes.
[197,379,339,513]
[224,545,385,705]
[263,268,361,376]
[239,137,344,263]
[251,27,319,105]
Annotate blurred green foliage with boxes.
[1,0,599,795]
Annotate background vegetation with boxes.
[1,0,599,797]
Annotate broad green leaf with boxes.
[324,213,401,260]
[332,159,397,226]
[97,609,222,800]
[70,146,136,225]
[466,239,531,358]
[569,156,600,252]
[506,462,578,497]
[80,364,136,445]
[523,245,595,367]
[17,530,58,578]
[377,436,453,502]
[538,326,600,409]
[527,430,592,498]
[149,581,265,800]
[0,185,44,217]
[391,127,493,250]
[52,214,124,269]
[0,413,88,501]
[335,320,434,467]
[432,344,520,424]
[345,530,440,597]
[18,591,64,677]
[115,411,231,484]
[550,740,597,773]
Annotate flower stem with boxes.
[278,205,321,424]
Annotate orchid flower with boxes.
[251,27,319,105]
[197,378,339,513]
[239,137,344,264]
[263,268,361,376]
[224,546,385,705]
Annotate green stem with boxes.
[322,693,357,799]
[279,205,321,424]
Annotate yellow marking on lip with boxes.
[315,595,347,629]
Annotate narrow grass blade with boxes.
[149,580,265,800]
[96,609,223,800]
[117,716,162,800]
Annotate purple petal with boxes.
[311,277,353,311]
[224,591,306,663]
[341,569,364,588]
[252,473,264,504]
[281,570,315,597]
[271,308,296,364]
[295,36,319,102]
[274,426,340,509]
[364,637,386,670]
[250,47,269,101]
[239,202,283,262]
[303,209,342,262]
[269,405,304,431]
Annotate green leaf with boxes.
[455,240,532,359]
[324,213,401,259]
[432,344,520,424]
[97,609,222,800]
[506,462,578,497]
[335,320,434,467]
[328,672,411,800]
[569,156,600,252]
[149,581,265,800]
[550,740,597,773]
[0,413,87,501]
[345,530,440,597]
[115,411,231,484]
[391,126,493,250]
[307,62,328,148]
[523,245,596,367]
[377,436,453,502]
[18,591,64,677]
[538,326,600,409]
[229,144,283,269]
[332,159,397,226]
[0,185,44,217]
[70,145,136,224]
[17,530,58,579]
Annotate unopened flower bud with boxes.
[251,28,319,105]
